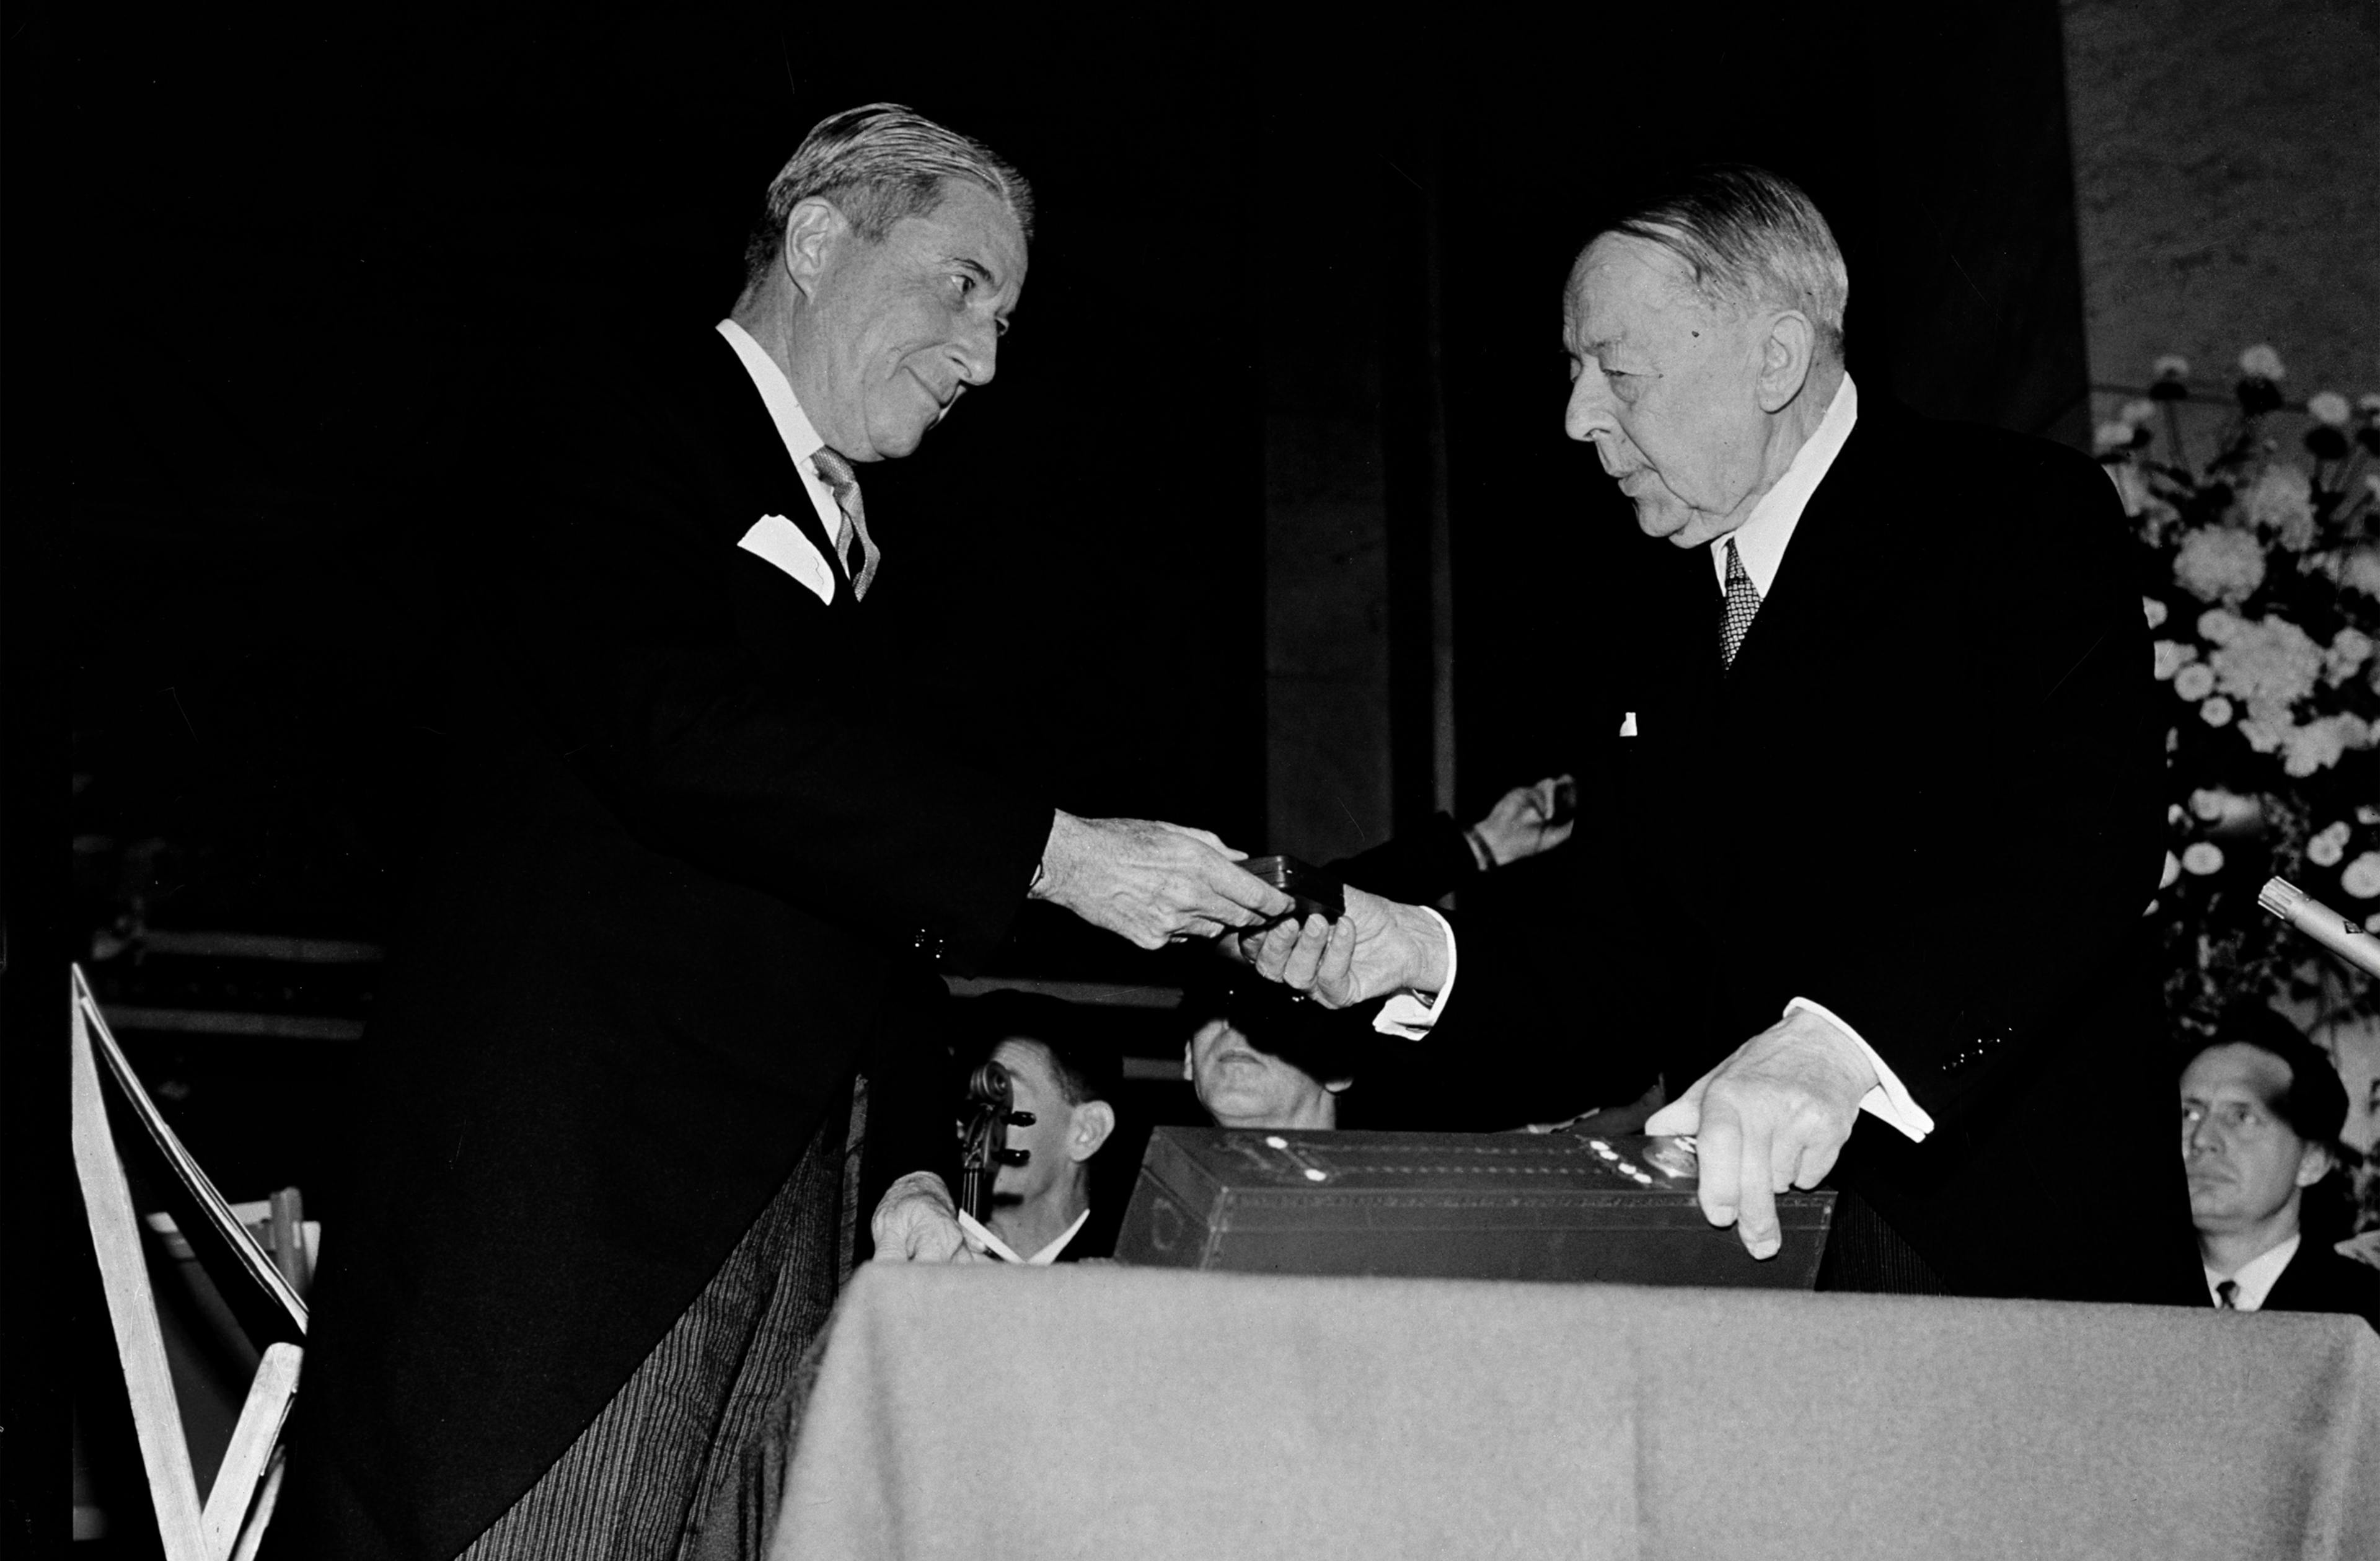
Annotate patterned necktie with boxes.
[1718,536,1760,670]
[2216,1279,2239,1311]
[808,446,880,601]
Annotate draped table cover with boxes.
[767,1263,2379,1560]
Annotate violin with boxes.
[955,1058,1033,1224]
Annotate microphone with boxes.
[2258,877,2380,979]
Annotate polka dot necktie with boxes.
[1718,536,1760,670]
[2216,1279,2239,1311]
[808,446,880,601]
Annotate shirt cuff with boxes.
[1784,996,1935,1143]
[1373,908,1456,1040]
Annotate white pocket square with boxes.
[737,515,837,606]
[1619,711,1638,737]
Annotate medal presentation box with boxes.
[1114,1127,1834,1288]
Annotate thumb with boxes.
[1644,1071,1712,1136]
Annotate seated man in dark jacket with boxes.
[2182,1007,2380,1332]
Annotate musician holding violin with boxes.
[953,992,1122,1264]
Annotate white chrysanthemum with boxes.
[2152,639,2196,680]
[2143,598,2169,629]
[2239,344,2287,380]
[2094,420,2135,451]
[2368,912,2380,933]
[2188,787,2259,825]
[2155,354,2191,379]
[2208,614,2324,710]
[2345,549,2380,600]
[2309,822,2353,868]
[2159,851,2182,888]
[2201,696,2234,726]
[2183,842,2226,876]
[2244,464,2317,550]
[2120,397,2157,426]
[2360,805,2380,826]
[2309,391,2352,427]
[2342,852,2380,900]
[2198,608,2247,645]
[2174,663,2216,701]
[2360,392,2380,418]
[2174,527,2267,603]
[2327,627,2375,684]
[2280,714,2378,777]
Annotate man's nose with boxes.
[2185,1116,2223,1155]
[952,320,998,387]
[1564,373,1612,443]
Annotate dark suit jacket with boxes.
[270,329,1054,1561]
[2259,1242,2380,1333]
[1427,401,2202,1304]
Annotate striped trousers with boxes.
[456,1080,865,1561]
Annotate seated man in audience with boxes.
[2182,1007,2380,1332]
[1183,971,1367,1131]
[962,993,1121,1263]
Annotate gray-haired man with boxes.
[1248,165,2198,1305]
[270,105,1288,1561]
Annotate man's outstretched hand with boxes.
[1236,884,1450,1008]
[1033,811,1292,949]
[1642,1008,1877,1260]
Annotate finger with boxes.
[1314,916,1359,1006]
[1277,913,1330,991]
[1769,1125,1800,1195]
[1248,918,1300,980]
[1690,1099,1742,1229]
[1733,1115,1784,1260]
[1541,819,1577,851]
[1643,1069,1712,1136]
[1202,860,1294,920]
[1792,1131,1844,1190]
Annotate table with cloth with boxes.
[764,1263,2379,1560]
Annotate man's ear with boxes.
[1069,1100,1116,1162]
[778,197,848,301]
[2294,1141,2335,1189]
[1755,311,1815,413]
[1181,1042,1195,1084]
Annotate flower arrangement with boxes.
[2100,345,2380,1033]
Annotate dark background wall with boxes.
[20,6,2102,1547]
[34,0,2096,1203]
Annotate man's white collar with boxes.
[716,318,826,467]
[1710,373,1859,597]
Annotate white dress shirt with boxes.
[1375,373,1933,1144]
[2205,1232,2300,1312]
[959,1207,1091,1265]
[715,318,850,570]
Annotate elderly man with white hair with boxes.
[1249,165,2200,1305]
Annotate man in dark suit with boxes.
[1247,165,2200,1304]
[2183,1009,2380,1332]
[270,105,1289,1561]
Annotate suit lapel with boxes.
[694,331,856,603]
[1721,417,1892,704]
